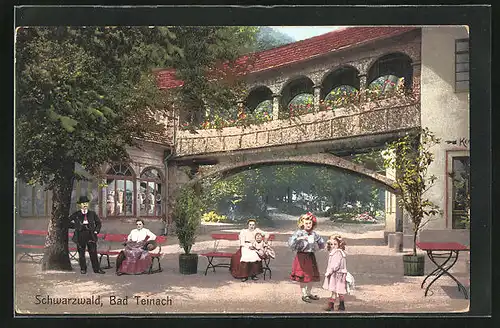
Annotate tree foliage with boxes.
[165,26,259,128]
[15,26,180,270]
[383,128,441,255]
[16,26,179,185]
[253,27,296,52]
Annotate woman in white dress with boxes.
[230,219,267,282]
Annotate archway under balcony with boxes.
[367,52,413,92]
[280,76,315,117]
[185,152,398,194]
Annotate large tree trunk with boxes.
[41,162,74,271]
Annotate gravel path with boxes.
[14,217,470,314]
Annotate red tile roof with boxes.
[156,26,418,90]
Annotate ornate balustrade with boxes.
[175,95,420,157]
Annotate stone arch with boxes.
[279,75,315,113]
[320,64,360,85]
[186,153,399,194]
[367,52,414,90]
[321,65,361,100]
[244,85,273,113]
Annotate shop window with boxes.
[451,156,470,229]
[106,164,135,217]
[139,167,162,217]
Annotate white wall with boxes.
[420,26,469,230]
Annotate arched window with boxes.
[324,85,359,109]
[139,167,163,218]
[368,53,412,92]
[106,164,135,217]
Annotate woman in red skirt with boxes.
[288,212,326,302]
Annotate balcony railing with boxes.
[175,92,420,157]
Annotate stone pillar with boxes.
[383,150,397,244]
[313,85,322,112]
[272,93,281,120]
[411,61,421,95]
[358,73,368,91]
[384,189,397,243]
[393,232,403,252]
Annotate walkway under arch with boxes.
[184,152,399,194]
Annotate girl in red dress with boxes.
[288,212,326,302]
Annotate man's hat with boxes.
[77,195,91,204]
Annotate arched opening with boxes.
[105,163,135,217]
[321,66,360,99]
[244,86,273,121]
[280,76,315,117]
[367,53,413,93]
[139,167,163,218]
[189,159,394,225]
[321,66,360,110]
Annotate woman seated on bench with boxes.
[116,219,157,276]
[230,219,268,282]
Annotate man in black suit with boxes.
[68,196,105,274]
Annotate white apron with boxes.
[239,228,265,263]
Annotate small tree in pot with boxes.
[173,185,203,274]
[383,127,441,276]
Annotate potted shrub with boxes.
[383,127,441,276]
[173,185,203,274]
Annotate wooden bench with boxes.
[201,233,239,275]
[97,234,128,269]
[98,234,167,274]
[200,233,276,279]
[16,229,80,263]
[149,235,166,274]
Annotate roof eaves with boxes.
[246,28,418,76]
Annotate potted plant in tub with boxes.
[173,185,203,274]
[383,127,441,276]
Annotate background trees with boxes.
[200,158,386,224]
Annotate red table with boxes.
[416,242,470,299]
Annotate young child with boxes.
[252,232,266,258]
[252,232,275,259]
[322,235,348,311]
[288,212,326,303]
